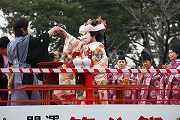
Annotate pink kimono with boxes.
[157,59,180,104]
[139,66,161,104]
[107,68,138,104]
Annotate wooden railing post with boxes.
[85,72,93,104]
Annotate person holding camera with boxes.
[51,49,61,62]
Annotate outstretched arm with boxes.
[59,28,67,36]
[48,26,62,37]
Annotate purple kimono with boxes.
[157,59,180,104]
[106,68,138,104]
[139,66,161,104]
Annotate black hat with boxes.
[169,38,180,52]
[118,51,126,61]
[0,36,10,48]
[141,48,151,61]
[139,56,143,67]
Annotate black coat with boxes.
[0,54,8,105]
[0,54,8,88]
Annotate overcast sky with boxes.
[0,10,13,40]
[0,11,4,36]
[0,10,8,37]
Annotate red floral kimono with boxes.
[53,33,108,104]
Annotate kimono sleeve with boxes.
[92,43,108,69]
[26,33,51,68]
[61,33,83,62]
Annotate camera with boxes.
[49,52,55,62]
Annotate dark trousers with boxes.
[0,91,8,106]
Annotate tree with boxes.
[0,0,134,68]
[0,0,84,52]
[1,0,179,68]
[73,0,134,68]
[117,0,180,68]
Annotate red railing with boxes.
[0,87,180,104]
[0,68,180,105]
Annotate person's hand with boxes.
[48,26,67,37]
[129,79,136,83]
[162,64,169,69]
[140,72,146,82]
[141,65,146,69]
[48,26,61,37]
[86,19,92,25]
[59,28,67,36]
[97,16,107,26]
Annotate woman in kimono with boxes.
[53,17,108,104]
[138,48,161,104]
[157,38,180,104]
[107,51,137,104]
[7,17,61,106]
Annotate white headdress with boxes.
[79,24,105,35]
[78,17,106,43]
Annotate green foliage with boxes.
[1,0,180,68]
[0,0,133,66]
[0,0,84,52]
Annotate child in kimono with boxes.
[53,17,108,104]
[139,48,161,104]
[107,51,137,104]
[157,38,180,104]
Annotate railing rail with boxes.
[0,86,180,104]
[0,68,180,105]
[1,68,180,73]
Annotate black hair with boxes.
[13,17,28,37]
[0,36,10,48]
[89,19,102,42]
[172,49,180,59]
[90,31,102,42]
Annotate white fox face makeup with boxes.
[78,32,91,43]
